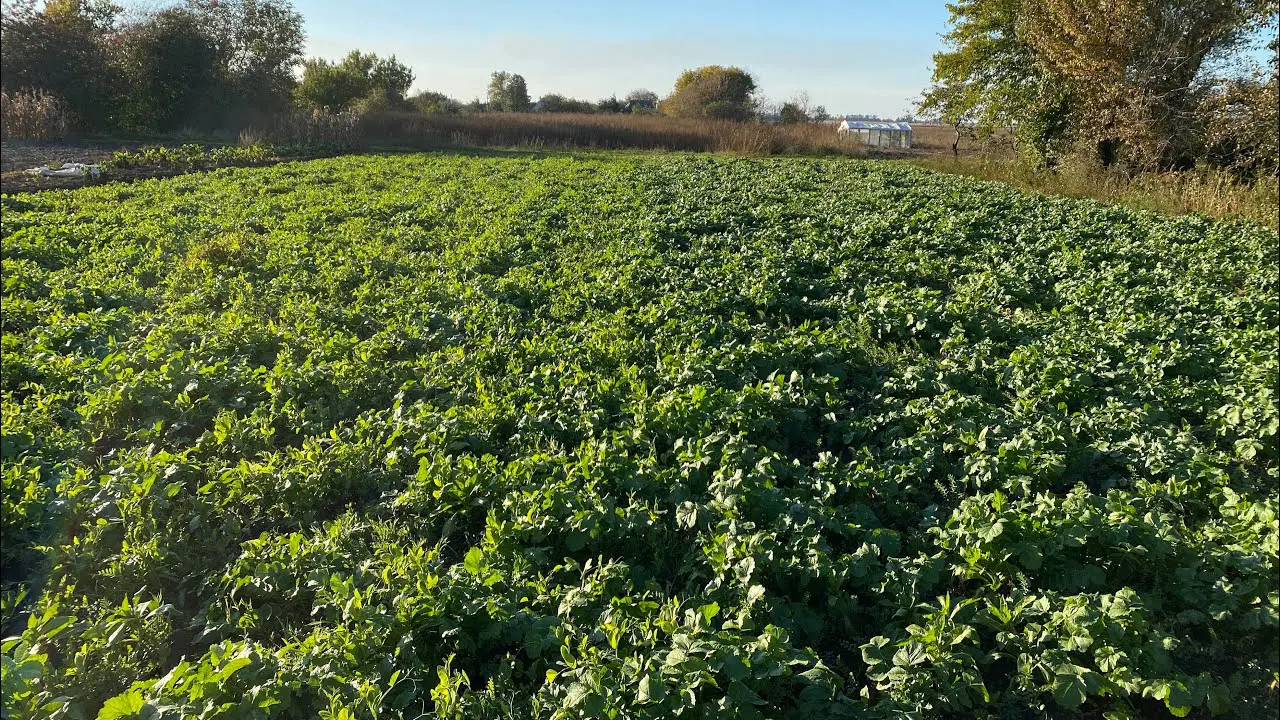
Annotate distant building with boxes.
[837,119,912,149]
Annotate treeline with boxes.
[252,54,828,124]
[920,0,1279,179]
[1,0,304,133]
[0,1,831,138]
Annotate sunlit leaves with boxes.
[1,151,1276,719]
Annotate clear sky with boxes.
[294,1,953,117]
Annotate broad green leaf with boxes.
[97,691,146,720]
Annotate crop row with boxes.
[2,153,1276,719]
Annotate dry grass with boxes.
[913,154,1279,228]
[0,90,69,141]
[246,110,905,157]
[239,109,362,148]
[907,123,988,153]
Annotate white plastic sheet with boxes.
[25,163,103,178]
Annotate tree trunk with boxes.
[1097,138,1119,168]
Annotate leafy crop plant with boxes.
[2,153,1276,719]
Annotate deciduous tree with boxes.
[0,0,122,129]
[918,0,1071,166]
[660,65,757,121]
[114,7,218,132]
[486,71,530,112]
[1019,0,1277,168]
[295,50,414,112]
[183,0,304,116]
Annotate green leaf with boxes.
[727,681,765,706]
[723,654,748,681]
[1051,665,1100,709]
[1015,542,1043,570]
[861,636,892,667]
[1164,681,1195,717]
[565,682,589,707]
[676,502,698,529]
[464,547,484,575]
[1206,683,1231,715]
[97,691,146,720]
[214,655,253,682]
[700,602,721,624]
[637,673,665,703]
[892,642,927,667]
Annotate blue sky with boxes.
[295,1,953,117]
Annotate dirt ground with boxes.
[0,140,123,193]
[0,140,121,171]
[0,140,241,194]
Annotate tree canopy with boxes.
[295,50,414,112]
[660,66,758,121]
[920,0,1279,169]
[487,71,531,112]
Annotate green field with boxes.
[2,153,1277,719]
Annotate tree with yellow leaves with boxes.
[1019,0,1276,168]
[921,0,1278,170]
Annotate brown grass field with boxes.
[245,111,943,158]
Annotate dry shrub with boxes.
[0,90,69,141]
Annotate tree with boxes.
[114,7,218,131]
[778,102,808,124]
[1198,34,1278,178]
[486,71,530,112]
[295,50,414,111]
[778,91,826,123]
[0,0,122,129]
[596,95,624,113]
[535,93,595,113]
[183,0,304,116]
[624,88,658,112]
[922,0,1277,169]
[660,65,757,121]
[626,88,658,105]
[410,90,460,114]
[1,0,304,132]
[1019,0,1277,169]
[918,0,1071,166]
[42,0,120,29]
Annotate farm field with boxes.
[2,153,1277,719]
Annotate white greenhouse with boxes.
[837,120,912,149]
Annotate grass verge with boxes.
[911,154,1279,228]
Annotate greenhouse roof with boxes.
[839,120,912,131]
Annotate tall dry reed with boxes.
[240,109,362,148]
[245,110,884,157]
[913,154,1279,228]
[0,90,69,141]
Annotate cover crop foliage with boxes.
[1,153,1276,718]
